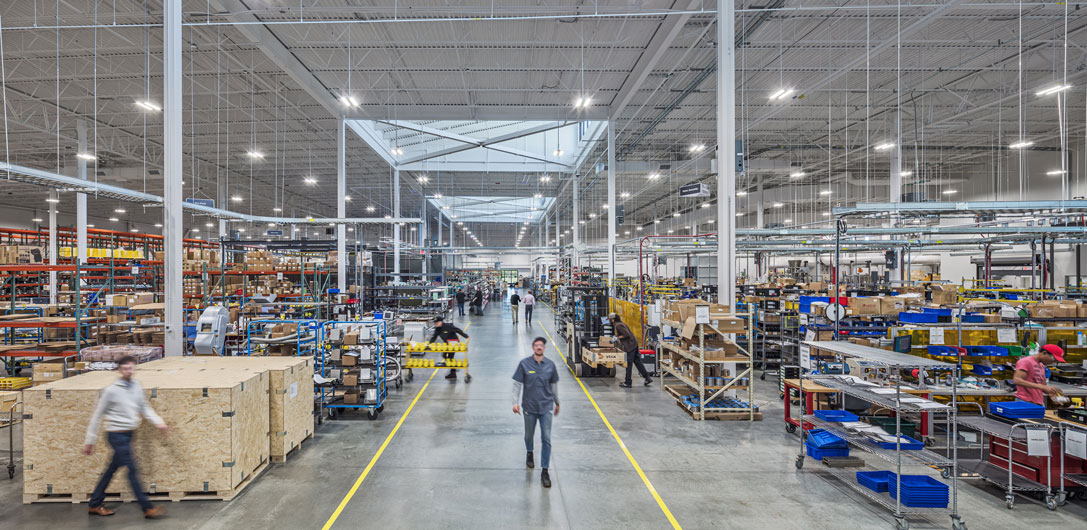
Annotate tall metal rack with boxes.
[795,341,965,530]
[318,320,388,420]
[660,312,757,421]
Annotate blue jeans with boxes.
[90,431,152,510]
[457,302,465,316]
[523,411,553,469]
[525,305,534,322]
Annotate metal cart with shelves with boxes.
[319,320,389,420]
[794,341,965,530]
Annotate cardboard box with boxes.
[31,360,68,386]
[343,331,359,346]
[342,371,359,387]
[849,297,881,315]
[343,390,360,404]
[598,336,615,348]
[583,347,624,365]
[879,296,907,315]
[341,354,358,367]
[930,285,957,305]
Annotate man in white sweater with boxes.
[83,355,168,518]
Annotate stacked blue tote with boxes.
[805,429,849,460]
[888,475,949,508]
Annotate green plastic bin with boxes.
[868,416,918,438]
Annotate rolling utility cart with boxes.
[794,341,966,530]
[402,339,471,383]
[244,319,319,357]
[319,320,389,420]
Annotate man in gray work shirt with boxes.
[83,355,168,518]
[512,336,559,488]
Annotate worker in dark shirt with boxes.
[429,316,469,380]
[510,291,521,323]
[472,290,484,315]
[455,290,466,316]
[610,313,651,388]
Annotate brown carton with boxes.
[849,297,881,315]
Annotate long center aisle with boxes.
[2,303,1085,529]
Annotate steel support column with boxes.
[572,174,580,267]
[163,0,183,355]
[607,120,617,295]
[393,169,401,283]
[337,117,347,293]
[717,0,737,306]
[76,120,88,265]
[48,190,57,304]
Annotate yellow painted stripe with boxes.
[321,369,438,530]
[539,323,682,530]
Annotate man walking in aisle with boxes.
[429,316,470,380]
[510,290,521,323]
[513,337,559,488]
[522,291,536,324]
[83,356,168,519]
[455,289,466,317]
[609,313,652,388]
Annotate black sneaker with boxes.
[644,378,653,386]
[445,371,457,380]
[541,469,551,488]
[619,382,632,388]
[526,452,534,469]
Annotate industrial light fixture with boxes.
[874,142,895,151]
[390,147,404,156]
[76,152,96,161]
[553,149,563,157]
[689,144,706,153]
[231,196,243,202]
[621,192,630,198]
[31,217,42,223]
[636,226,642,231]
[735,212,744,217]
[822,212,831,217]
[273,207,282,212]
[367,205,376,212]
[1009,140,1033,149]
[303,177,317,185]
[45,197,60,204]
[87,224,95,228]
[418,175,429,183]
[769,88,795,100]
[205,222,213,227]
[268,223,276,227]
[648,173,660,180]
[654,219,661,224]
[700,203,710,208]
[238,228,246,232]
[154,223,163,227]
[340,95,360,107]
[115,208,126,213]
[667,229,674,234]
[345,196,352,201]
[899,170,913,177]
[602,204,608,209]
[624,230,630,235]
[589,213,596,219]
[672,212,681,217]
[773,202,784,208]
[708,219,715,223]
[790,171,806,178]
[684,225,690,230]
[942,189,958,195]
[384,215,392,219]
[135,100,161,112]
[534,193,542,198]
[573,96,592,108]
[190,227,198,232]
[579,220,585,225]
[246,151,264,159]
[541,175,551,183]
[819,190,832,196]
[1046,169,1066,176]
[737,191,748,196]
[1036,84,1071,96]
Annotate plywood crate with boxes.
[22,368,268,503]
[144,356,314,461]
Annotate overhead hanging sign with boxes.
[185,198,215,208]
[679,183,710,197]
[267,230,283,236]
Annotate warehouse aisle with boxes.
[1,302,1085,529]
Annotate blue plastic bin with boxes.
[898,312,940,323]
[814,410,860,422]
[805,440,849,460]
[989,401,1045,419]
[964,345,1008,357]
[868,435,925,450]
[888,475,949,508]
[856,470,895,493]
[921,307,953,316]
[807,429,849,449]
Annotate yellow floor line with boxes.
[321,369,438,530]
[539,323,683,530]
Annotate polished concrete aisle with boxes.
[1,302,1085,529]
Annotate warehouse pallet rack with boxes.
[795,341,965,530]
[318,320,389,420]
[660,312,758,421]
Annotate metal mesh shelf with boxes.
[809,376,951,413]
[823,466,953,516]
[804,341,956,368]
[958,460,1049,492]
[804,416,953,467]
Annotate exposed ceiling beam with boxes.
[395,121,577,166]
[378,120,571,167]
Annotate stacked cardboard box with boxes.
[0,245,45,264]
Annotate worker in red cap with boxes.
[1012,344,1066,405]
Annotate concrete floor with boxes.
[0,302,1084,529]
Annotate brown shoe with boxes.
[88,506,115,516]
[144,506,166,519]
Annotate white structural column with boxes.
[890,132,902,202]
[607,120,617,295]
[756,179,764,229]
[716,0,737,306]
[337,117,347,293]
[76,121,88,265]
[572,175,580,267]
[48,190,57,304]
[420,201,428,276]
[393,169,401,283]
[162,0,184,356]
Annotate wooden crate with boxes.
[22,368,268,503]
[144,356,314,462]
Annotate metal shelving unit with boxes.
[660,312,757,421]
[796,340,965,530]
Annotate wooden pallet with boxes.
[23,459,269,504]
[673,397,763,421]
[270,432,314,463]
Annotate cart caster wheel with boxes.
[367,410,378,420]
[795,455,804,470]
[1045,496,1056,511]
[1004,496,1014,510]
[7,468,13,479]
[941,468,951,479]
[317,416,323,425]
[395,380,402,390]
[924,438,935,447]
[353,407,360,411]
[328,409,336,419]
[1056,492,1067,506]
[760,373,766,380]
[950,517,967,530]
[377,405,384,413]
[465,375,472,383]
[407,372,414,382]
[786,423,797,434]
[779,393,785,400]
[895,517,909,530]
